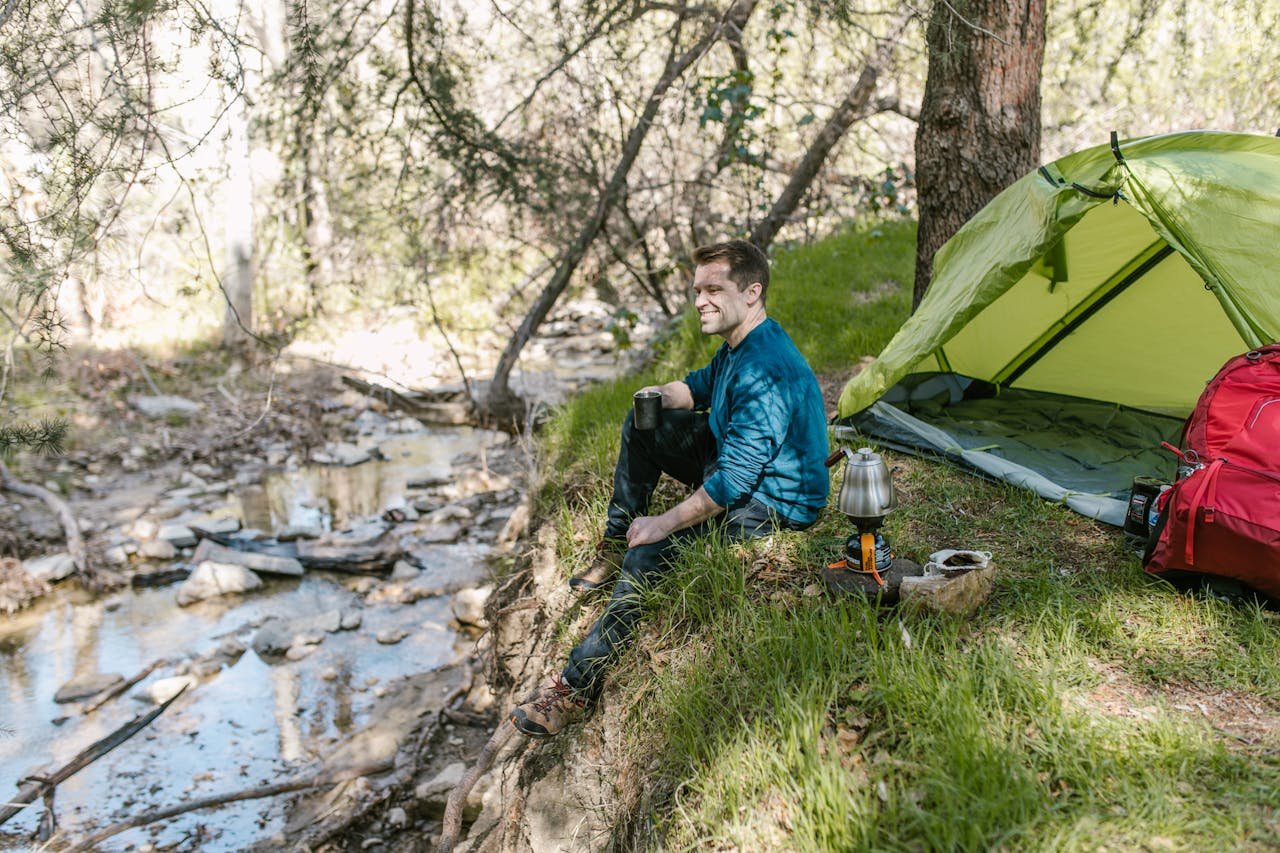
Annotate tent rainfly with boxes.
[837,130,1280,525]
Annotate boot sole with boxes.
[510,709,557,739]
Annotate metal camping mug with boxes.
[633,390,662,430]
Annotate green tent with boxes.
[837,130,1280,525]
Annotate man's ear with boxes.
[747,281,764,305]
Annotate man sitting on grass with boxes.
[510,238,830,738]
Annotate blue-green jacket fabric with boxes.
[684,317,829,525]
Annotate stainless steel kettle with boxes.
[830,447,898,521]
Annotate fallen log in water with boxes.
[0,684,188,827]
[340,375,476,427]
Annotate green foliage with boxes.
[0,419,68,456]
[533,221,1280,851]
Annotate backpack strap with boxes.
[1184,458,1225,566]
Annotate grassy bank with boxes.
[533,219,1280,851]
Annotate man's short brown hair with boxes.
[692,239,769,305]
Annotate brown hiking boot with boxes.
[510,675,587,739]
[568,540,625,591]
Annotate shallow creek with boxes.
[0,425,515,851]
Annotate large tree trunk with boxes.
[481,1,758,427]
[912,0,1046,308]
[749,14,909,251]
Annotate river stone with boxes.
[158,524,197,548]
[311,442,374,467]
[136,675,197,705]
[451,586,492,628]
[276,524,322,541]
[54,672,124,703]
[139,539,178,560]
[415,762,466,802]
[189,516,241,536]
[252,612,338,658]
[176,561,263,606]
[339,609,363,631]
[191,539,304,577]
[179,471,209,490]
[286,644,318,661]
[23,552,76,582]
[128,394,201,419]
[130,518,159,540]
[389,560,420,581]
[376,628,409,645]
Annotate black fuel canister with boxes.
[1124,476,1167,543]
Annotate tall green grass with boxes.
[533,217,1280,851]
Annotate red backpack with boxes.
[1144,344,1280,599]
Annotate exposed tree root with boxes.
[438,717,523,853]
[0,460,120,591]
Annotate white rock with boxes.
[104,545,130,566]
[130,518,159,540]
[286,644,317,661]
[451,585,493,628]
[389,560,420,581]
[158,524,198,548]
[128,394,201,419]
[415,762,467,801]
[176,561,263,606]
[339,609,363,630]
[386,806,408,828]
[376,628,410,645]
[179,471,209,490]
[190,516,241,536]
[136,675,197,705]
[139,540,178,560]
[312,442,373,467]
[23,552,76,582]
[190,463,217,479]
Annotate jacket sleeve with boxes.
[701,366,791,508]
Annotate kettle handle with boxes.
[824,448,846,468]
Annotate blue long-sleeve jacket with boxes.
[683,318,829,525]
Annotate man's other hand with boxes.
[626,515,671,548]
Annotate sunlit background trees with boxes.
[2,0,1276,428]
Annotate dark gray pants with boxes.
[562,409,807,695]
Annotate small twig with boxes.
[62,759,394,852]
[128,349,162,396]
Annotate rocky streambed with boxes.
[0,393,528,851]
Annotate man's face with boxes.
[693,260,760,342]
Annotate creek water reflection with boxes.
[0,425,510,850]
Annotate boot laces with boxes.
[534,675,583,713]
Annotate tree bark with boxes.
[481,1,758,426]
[749,15,909,251]
[221,71,256,351]
[912,0,1046,308]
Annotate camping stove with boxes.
[823,447,899,590]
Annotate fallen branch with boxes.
[61,759,395,852]
[0,460,92,580]
[80,659,169,715]
[0,685,188,827]
[438,717,522,853]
